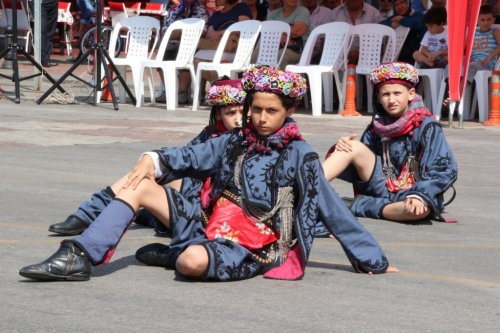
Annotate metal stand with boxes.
[0,0,63,103]
[36,0,136,109]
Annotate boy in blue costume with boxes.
[19,65,395,282]
[46,78,246,237]
[323,62,458,222]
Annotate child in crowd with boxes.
[20,65,395,282]
[466,5,500,83]
[47,78,246,237]
[322,62,458,223]
[380,0,427,64]
[413,6,448,69]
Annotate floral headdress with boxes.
[369,62,419,89]
[241,65,308,100]
[206,78,247,106]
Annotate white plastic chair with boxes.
[255,20,290,67]
[469,57,500,122]
[383,25,410,62]
[57,1,73,56]
[192,20,262,111]
[414,42,446,116]
[350,24,396,113]
[106,16,160,104]
[286,22,352,116]
[138,18,206,109]
[108,1,140,52]
[4,0,32,52]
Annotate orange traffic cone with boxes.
[101,65,114,102]
[341,64,361,116]
[484,70,500,126]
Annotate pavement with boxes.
[1,57,500,332]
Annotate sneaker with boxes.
[155,93,166,103]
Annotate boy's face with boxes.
[394,0,409,16]
[477,13,495,31]
[217,105,244,130]
[426,23,445,34]
[249,92,294,137]
[377,83,416,118]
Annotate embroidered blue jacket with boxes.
[155,122,389,274]
[362,117,458,215]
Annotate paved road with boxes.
[1,74,500,332]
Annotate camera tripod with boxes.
[0,0,63,103]
[36,0,136,109]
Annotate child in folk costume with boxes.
[46,78,246,237]
[323,62,458,223]
[20,65,394,282]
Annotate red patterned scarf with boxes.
[244,118,304,154]
[372,95,433,139]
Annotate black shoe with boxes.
[48,216,89,236]
[135,243,173,267]
[19,242,91,281]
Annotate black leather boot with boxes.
[135,243,174,268]
[48,216,89,236]
[19,242,91,281]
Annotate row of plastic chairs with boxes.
[105,18,291,110]
[104,17,410,116]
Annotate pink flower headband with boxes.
[241,65,308,100]
[206,79,247,106]
[369,62,419,89]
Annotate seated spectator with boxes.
[380,0,426,64]
[322,0,342,11]
[253,0,311,68]
[177,0,252,104]
[243,0,268,20]
[301,0,334,63]
[268,0,283,12]
[466,5,500,83]
[413,6,448,68]
[379,0,394,18]
[331,0,383,63]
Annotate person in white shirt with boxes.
[413,6,448,68]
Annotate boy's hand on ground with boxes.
[123,156,155,190]
[403,197,429,216]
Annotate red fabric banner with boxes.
[447,0,482,101]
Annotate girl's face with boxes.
[217,105,244,130]
[249,92,294,137]
[394,0,409,16]
[377,83,415,118]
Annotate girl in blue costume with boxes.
[322,62,458,223]
[20,65,395,282]
[46,77,245,237]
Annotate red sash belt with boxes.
[205,197,278,250]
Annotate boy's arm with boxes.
[295,151,389,274]
[486,29,500,64]
[154,133,235,183]
[406,122,458,214]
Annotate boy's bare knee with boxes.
[176,245,208,277]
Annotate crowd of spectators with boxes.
[65,0,500,104]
